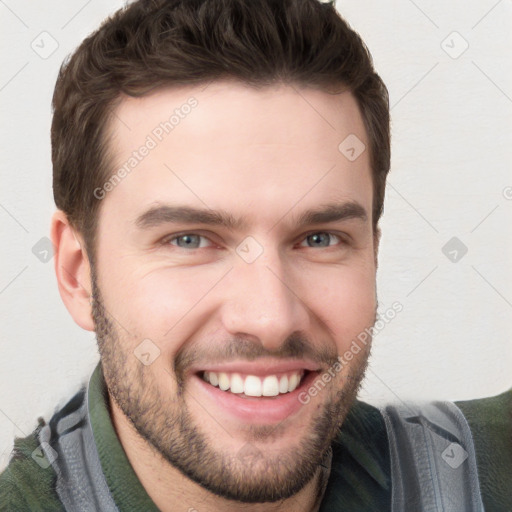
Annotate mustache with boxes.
[174,332,340,378]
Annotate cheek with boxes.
[304,264,376,350]
[111,266,225,340]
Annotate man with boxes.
[0,0,510,510]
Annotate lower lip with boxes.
[190,371,319,424]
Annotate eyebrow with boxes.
[135,201,368,231]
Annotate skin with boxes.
[52,81,379,512]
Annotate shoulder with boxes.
[455,386,512,428]
[0,419,64,511]
[455,388,512,510]
[0,388,87,511]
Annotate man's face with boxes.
[91,81,377,503]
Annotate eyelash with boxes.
[162,231,347,250]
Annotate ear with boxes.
[50,210,94,331]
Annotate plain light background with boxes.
[1,0,511,471]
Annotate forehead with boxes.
[102,81,372,228]
[110,81,367,153]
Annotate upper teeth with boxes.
[203,370,305,397]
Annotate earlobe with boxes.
[50,210,95,331]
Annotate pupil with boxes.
[180,235,197,247]
[311,233,329,247]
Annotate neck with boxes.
[109,395,331,512]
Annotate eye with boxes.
[161,231,346,251]
[299,232,343,248]
[166,233,213,249]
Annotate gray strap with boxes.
[38,376,119,512]
[380,400,484,512]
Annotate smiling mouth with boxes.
[199,369,311,398]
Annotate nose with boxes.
[220,247,311,352]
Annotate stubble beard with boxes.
[91,273,372,504]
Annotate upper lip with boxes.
[191,358,321,377]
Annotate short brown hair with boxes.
[51,0,390,260]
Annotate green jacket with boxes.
[1,362,511,511]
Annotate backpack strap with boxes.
[38,375,119,511]
[379,400,484,512]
